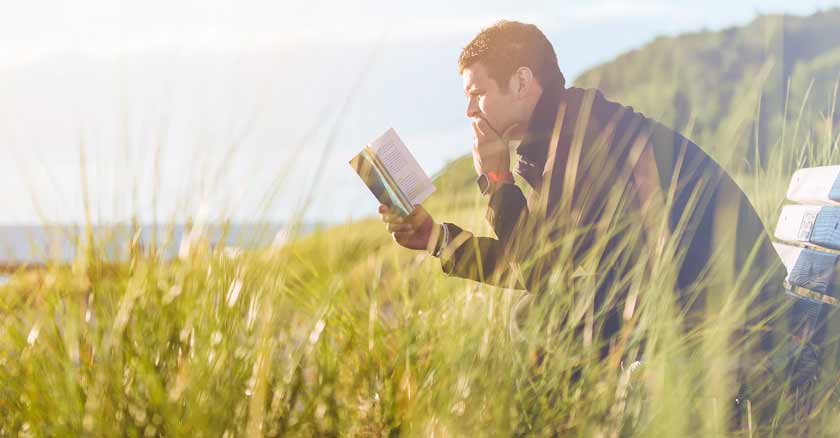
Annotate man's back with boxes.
[440,84,787,362]
[444,84,784,291]
[544,86,784,290]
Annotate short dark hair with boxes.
[458,20,565,90]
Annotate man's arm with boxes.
[436,115,538,289]
[438,182,530,289]
[485,181,529,244]
[378,189,530,290]
[379,118,534,289]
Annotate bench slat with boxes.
[773,242,840,298]
[774,205,840,250]
[787,165,840,205]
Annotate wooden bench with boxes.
[771,166,840,383]
[773,166,840,306]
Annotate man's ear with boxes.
[511,67,535,97]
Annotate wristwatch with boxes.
[476,170,514,195]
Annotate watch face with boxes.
[476,173,490,194]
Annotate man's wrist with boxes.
[430,223,448,257]
[477,170,514,196]
[486,170,514,183]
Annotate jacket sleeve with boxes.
[438,183,531,289]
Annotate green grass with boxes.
[4,85,840,437]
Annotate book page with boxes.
[369,128,436,205]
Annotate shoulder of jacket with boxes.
[564,87,642,115]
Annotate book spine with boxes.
[365,146,413,215]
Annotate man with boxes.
[379,20,794,414]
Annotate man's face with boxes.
[462,62,523,139]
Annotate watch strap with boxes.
[477,171,515,195]
[487,170,514,183]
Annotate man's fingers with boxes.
[472,120,485,138]
[386,204,433,249]
[387,222,412,233]
[379,204,401,221]
[393,230,416,242]
[408,213,429,229]
[474,117,501,140]
[406,204,426,220]
[380,210,404,224]
[406,204,423,217]
[472,120,491,143]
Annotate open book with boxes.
[349,128,436,216]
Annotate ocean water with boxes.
[0,223,321,266]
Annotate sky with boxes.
[1,0,837,61]
[0,0,838,225]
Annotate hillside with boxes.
[573,8,840,171]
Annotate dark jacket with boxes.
[438,79,786,340]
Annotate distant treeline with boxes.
[574,8,840,171]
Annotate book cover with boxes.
[349,128,435,216]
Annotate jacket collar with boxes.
[514,77,566,188]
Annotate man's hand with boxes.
[472,118,517,176]
[379,204,438,252]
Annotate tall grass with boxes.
[3,83,840,437]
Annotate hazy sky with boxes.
[1,0,838,225]
[3,0,838,63]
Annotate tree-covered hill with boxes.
[573,8,840,170]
